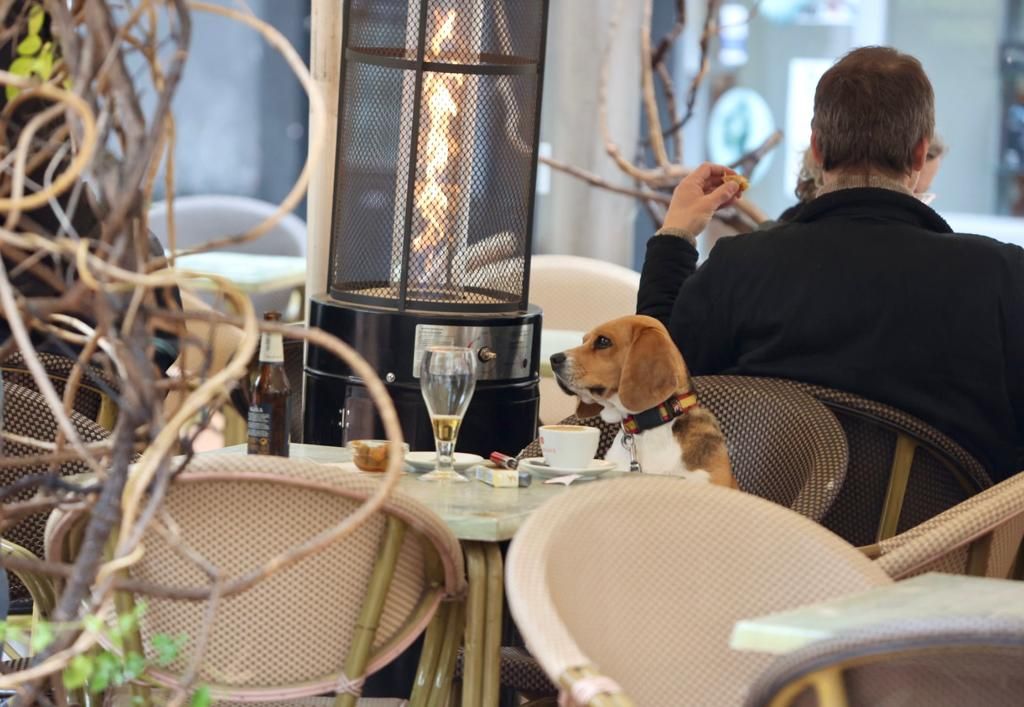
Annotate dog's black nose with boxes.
[549,352,566,368]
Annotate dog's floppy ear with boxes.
[618,325,685,412]
[575,400,604,419]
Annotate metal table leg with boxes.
[461,541,504,707]
[462,542,487,706]
[481,542,504,707]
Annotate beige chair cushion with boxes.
[506,476,890,706]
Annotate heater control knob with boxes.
[477,347,498,363]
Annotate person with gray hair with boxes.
[779,133,947,221]
[637,46,1024,482]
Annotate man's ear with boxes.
[911,136,929,172]
[810,132,824,166]
[575,400,604,419]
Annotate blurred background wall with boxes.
[169,0,1024,269]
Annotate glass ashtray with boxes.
[345,439,410,472]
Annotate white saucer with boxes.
[518,457,616,480]
[405,451,484,472]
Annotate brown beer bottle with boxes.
[247,311,291,456]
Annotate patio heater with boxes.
[305,0,550,457]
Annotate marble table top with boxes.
[173,252,307,294]
[206,443,622,542]
[730,572,1024,655]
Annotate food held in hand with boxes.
[723,173,749,192]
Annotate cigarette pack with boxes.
[473,465,531,488]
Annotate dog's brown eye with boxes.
[594,336,612,350]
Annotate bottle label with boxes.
[259,332,284,363]
[248,399,290,454]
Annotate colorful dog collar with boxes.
[621,392,699,435]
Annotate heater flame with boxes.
[412,9,465,270]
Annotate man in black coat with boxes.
[637,46,1024,482]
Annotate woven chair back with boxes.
[45,455,465,702]
[744,619,1024,707]
[519,376,848,521]
[790,383,992,546]
[1,350,119,425]
[1,382,110,603]
[874,473,1024,580]
[506,476,890,706]
[694,376,847,520]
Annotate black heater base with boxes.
[304,295,542,458]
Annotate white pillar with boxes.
[307,0,343,305]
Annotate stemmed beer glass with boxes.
[419,346,477,481]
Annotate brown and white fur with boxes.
[550,315,735,488]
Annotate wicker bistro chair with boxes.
[44,455,467,706]
[505,476,891,706]
[864,472,1024,581]
[789,382,993,547]
[1,382,111,611]
[518,376,848,521]
[743,617,1024,707]
[1,349,120,429]
[502,378,849,699]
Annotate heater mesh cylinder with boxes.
[328,0,548,313]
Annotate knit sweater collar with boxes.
[816,172,915,198]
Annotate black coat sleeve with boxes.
[636,235,699,327]
[1003,245,1024,471]
[637,233,738,377]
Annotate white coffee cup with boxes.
[539,425,600,469]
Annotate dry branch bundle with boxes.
[542,0,781,233]
[0,2,404,703]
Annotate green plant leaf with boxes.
[1,623,26,646]
[30,621,56,653]
[27,4,45,35]
[117,611,139,636]
[17,34,41,56]
[89,652,119,694]
[8,54,33,76]
[7,55,33,98]
[63,654,94,690]
[36,43,54,80]
[122,651,146,681]
[190,685,211,707]
[9,55,34,77]
[83,615,104,635]
[151,633,187,666]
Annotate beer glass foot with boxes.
[419,469,469,482]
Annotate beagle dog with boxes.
[549,314,735,488]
